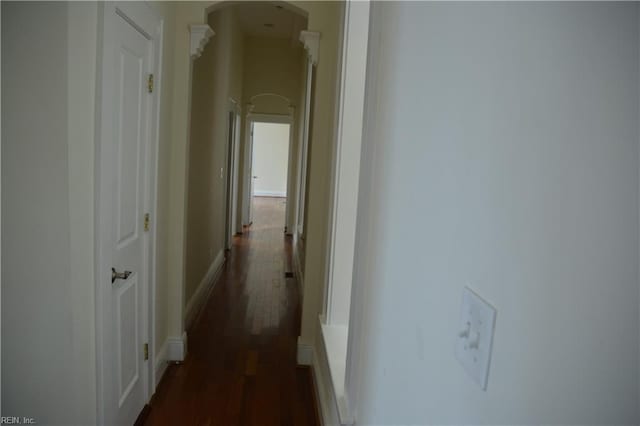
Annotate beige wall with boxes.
[243,37,304,108]
[152,1,178,354]
[184,7,244,305]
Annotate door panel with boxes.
[109,10,150,425]
[116,46,143,247]
[117,277,138,404]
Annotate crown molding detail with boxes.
[190,24,215,59]
[299,31,321,65]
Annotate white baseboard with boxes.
[297,338,313,366]
[253,190,286,197]
[300,319,355,425]
[293,240,304,299]
[167,331,187,362]
[185,250,225,329]
[154,339,168,388]
[310,341,341,426]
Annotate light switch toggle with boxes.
[458,322,471,338]
[468,332,480,349]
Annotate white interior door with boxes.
[100,7,153,425]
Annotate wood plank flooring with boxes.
[144,197,319,426]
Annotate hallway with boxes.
[144,197,318,426]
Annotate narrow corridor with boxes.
[145,197,318,426]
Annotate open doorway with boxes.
[249,121,291,229]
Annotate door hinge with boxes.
[144,343,149,361]
[144,213,150,232]
[147,74,154,93]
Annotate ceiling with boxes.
[233,1,307,41]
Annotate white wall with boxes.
[2,2,178,420]
[349,2,640,424]
[2,2,98,423]
[252,122,290,197]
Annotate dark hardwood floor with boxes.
[144,197,319,426]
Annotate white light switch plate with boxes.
[455,286,497,390]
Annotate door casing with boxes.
[224,99,241,249]
[95,2,164,423]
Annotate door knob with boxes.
[112,267,132,283]
[253,176,258,179]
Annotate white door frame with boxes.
[242,113,294,231]
[94,2,163,423]
[233,109,242,234]
[224,98,241,249]
[296,52,315,239]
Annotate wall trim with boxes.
[189,24,214,59]
[300,30,321,65]
[310,342,341,426]
[297,339,313,366]
[154,339,168,388]
[166,332,187,362]
[254,190,286,198]
[247,112,293,124]
[293,238,305,300]
[184,249,225,329]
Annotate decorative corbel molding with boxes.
[299,31,320,66]
[190,24,214,59]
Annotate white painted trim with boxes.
[154,339,169,388]
[324,0,347,320]
[293,237,305,299]
[300,30,321,66]
[224,98,241,249]
[189,24,214,59]
[248,112,293,124]
[254,190,286,198]
[166,332,188,362]
[285,106,297,234]
[242,114,253,226]
[324,0,369,326]
[297,339,313,366]
[184,249,225,329]
[296,57,314,237]
[311,341,341,426]
[317,3,371,425]
[320,323,353,425]
[147,10,165,404]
